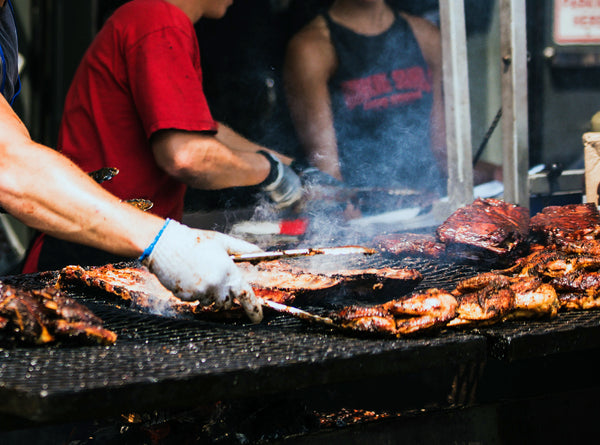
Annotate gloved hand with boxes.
[140,219,264,323]
[291,161,343,187]
[258,150,303,209]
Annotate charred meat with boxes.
[330,288,458,336]
[550,271,600,310]
[452,272,559,321]
[373,198,529,263]
[529,203,600,243]
[448,273,514,327]
[374,233,446,258]
[0,282,116,345]
[497,249,600,278]
[58,263,295,318]
[237,261,422,300]
[436,198,530,258]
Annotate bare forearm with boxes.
[215,123,293,164]
[0,139,163,257]
[152,129,279,190]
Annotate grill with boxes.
[2,253,600,425]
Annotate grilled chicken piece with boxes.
[0,283,116,345]
[553,237,600,256]
[331,289,458,337]
[452,272,559,321]
[505,278,559,320]
[436,198,530,256]
[448,274,514,326]
[333,306,398,334]
[550,271,600,310]
[530,202,600,243]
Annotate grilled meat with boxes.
[529,203,600,243]
[237,261,422,300]
[374,233,446,258]
[331,288,458,336]
[373,198,529,263]
[550,271,600,310]
[505,278,559,319]
[0,282,116,345]
[237,261,342,295]
[553,237,600,256]
[324,267,422,297]
[0,284,53,344]
[452,272,559,321]
[448,273,514,326]
[58,263,295,318]
[498,250,600,278]
[436,198,530,257]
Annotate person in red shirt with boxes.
[23,0,302,273]
[1,0,263,322]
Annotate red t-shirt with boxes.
[58,0,217,220]
[22,0,217,274]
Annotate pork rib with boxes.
[529,203,600,243]
[436,198,530,257]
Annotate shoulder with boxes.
[399,11,441,66]
[287,15,331,57]
[109,0,192,34]
[285,15,336,78]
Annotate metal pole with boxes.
[439,0,474,214]
[500,0,529,207]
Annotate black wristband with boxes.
[257,150,280,187]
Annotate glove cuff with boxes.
[139,218,172,261]
[257,150,283,189]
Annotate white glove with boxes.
[141,219,264,323]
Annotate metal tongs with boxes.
[259,299,337,327]
[231,245,377,264]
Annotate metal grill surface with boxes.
[2,253,600,423]
[0,254,490,423]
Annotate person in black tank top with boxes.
[284,0,447,199]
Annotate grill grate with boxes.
[2,253,600,424]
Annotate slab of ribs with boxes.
[56,261,424,321]
[374,198,530,263]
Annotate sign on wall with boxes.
[554,0,600,45]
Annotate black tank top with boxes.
[0,0,19,104]
[324,9,443,191]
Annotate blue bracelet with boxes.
[139,218,171,261]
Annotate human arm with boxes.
[0,96,263,321]
[151,125,302,208]
[283,17,342,180]
[403,12,448,177]
[0,95,162,255]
